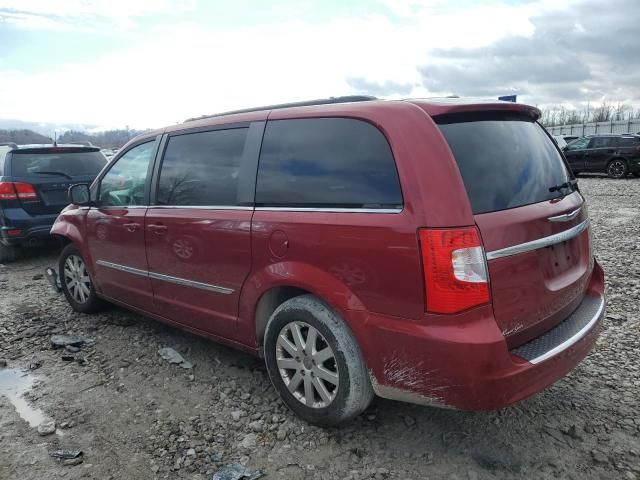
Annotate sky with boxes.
[0,0,638,130]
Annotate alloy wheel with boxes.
[63,254,91,304]
[608,160,626,178]
[275,321,339,408]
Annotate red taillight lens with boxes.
[0,182,38,201]
[419,227,490,314]
[0,182,17,200]
[13,182,37,200]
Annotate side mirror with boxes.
[68,183,92,206]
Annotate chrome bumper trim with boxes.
[486,219,590,261]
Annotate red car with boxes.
[49,96,605,426]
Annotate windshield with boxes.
[11,151,106,177]
[437,113,572,214]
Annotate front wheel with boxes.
[607,159,628,179]
[59,244,105,313]
[264,295,373,426]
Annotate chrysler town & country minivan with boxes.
[49,96,605,426]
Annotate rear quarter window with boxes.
[255,118,402,209]
[437,113,571,215]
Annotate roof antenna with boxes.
[53,131,57,147]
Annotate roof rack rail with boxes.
[0,142,18,149]
[184,95,378,122]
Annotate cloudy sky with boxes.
[1,0,638,129]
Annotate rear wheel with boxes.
[0,243,17,263]
[264,295,373,426]
[607,159,628,179]
[59,244,105,313]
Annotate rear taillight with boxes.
[419,227,490,314]
[0,182,38,201]
[14,182,37,200]
[0,182,17,200]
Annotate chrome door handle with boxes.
[148,224,168,234]
[123,222,140,232]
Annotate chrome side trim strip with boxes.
[528,295,604,365]
[254,207,402,214]
[486,219,590,261]
[547,206,582,223]
[148,271,234,294]
[148,205,253,211]
[95,260,233,294]
[96,260,149,277]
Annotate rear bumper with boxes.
[0,209,58,246]
[363,259,605,410]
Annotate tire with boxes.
[607,159,628,179]
[59,244,105,313]
[0,243,18,263]
[264,294,374,426]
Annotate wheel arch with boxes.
[238,261,368,350]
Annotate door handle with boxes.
[148,223,168,234]
[123,222,140,232]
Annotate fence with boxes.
[547,119,640,136]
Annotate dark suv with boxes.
[49,97,605,426]
[0,143,106,261]
[563,134,640,178]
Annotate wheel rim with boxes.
[609,160,626,178]
[275,321,339,408]
[63,254,91,304]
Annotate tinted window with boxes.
[566,137,589,150]
[617,136,640,147]
[256,118,402,208]
[589,137,614,148]
[11,151,106,177]
[437,114,571,214]
[157,128,248,206]
[100,142,155,207]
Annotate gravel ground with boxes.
[1,176,639,480]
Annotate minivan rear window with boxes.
[11,151,106,177]
[437,113,571,215]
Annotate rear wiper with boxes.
[33,171,73,180]
[549,179,578,193]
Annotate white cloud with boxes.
[2,0,629,128]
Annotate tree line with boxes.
[540,101,640,127]
[0,128,146,149]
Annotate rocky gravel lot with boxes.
[1,176,639,480]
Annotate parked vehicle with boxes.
[563,134,640,178]
[563,135,579,143]
[0,144,107,261]
[48,97,605,426]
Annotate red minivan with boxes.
[49,96,605,426]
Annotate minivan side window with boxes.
[617,136,640,147]
[99,141,155,207]
[255,118,402,209]
[566,137,589,150]
[157,128,248,206]
[589,137,613,148]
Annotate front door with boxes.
[145,126,254,338]
[86,140,158,310]
[563,137,589,173]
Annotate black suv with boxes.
[563,134,640,178]
[0,143,106,261]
